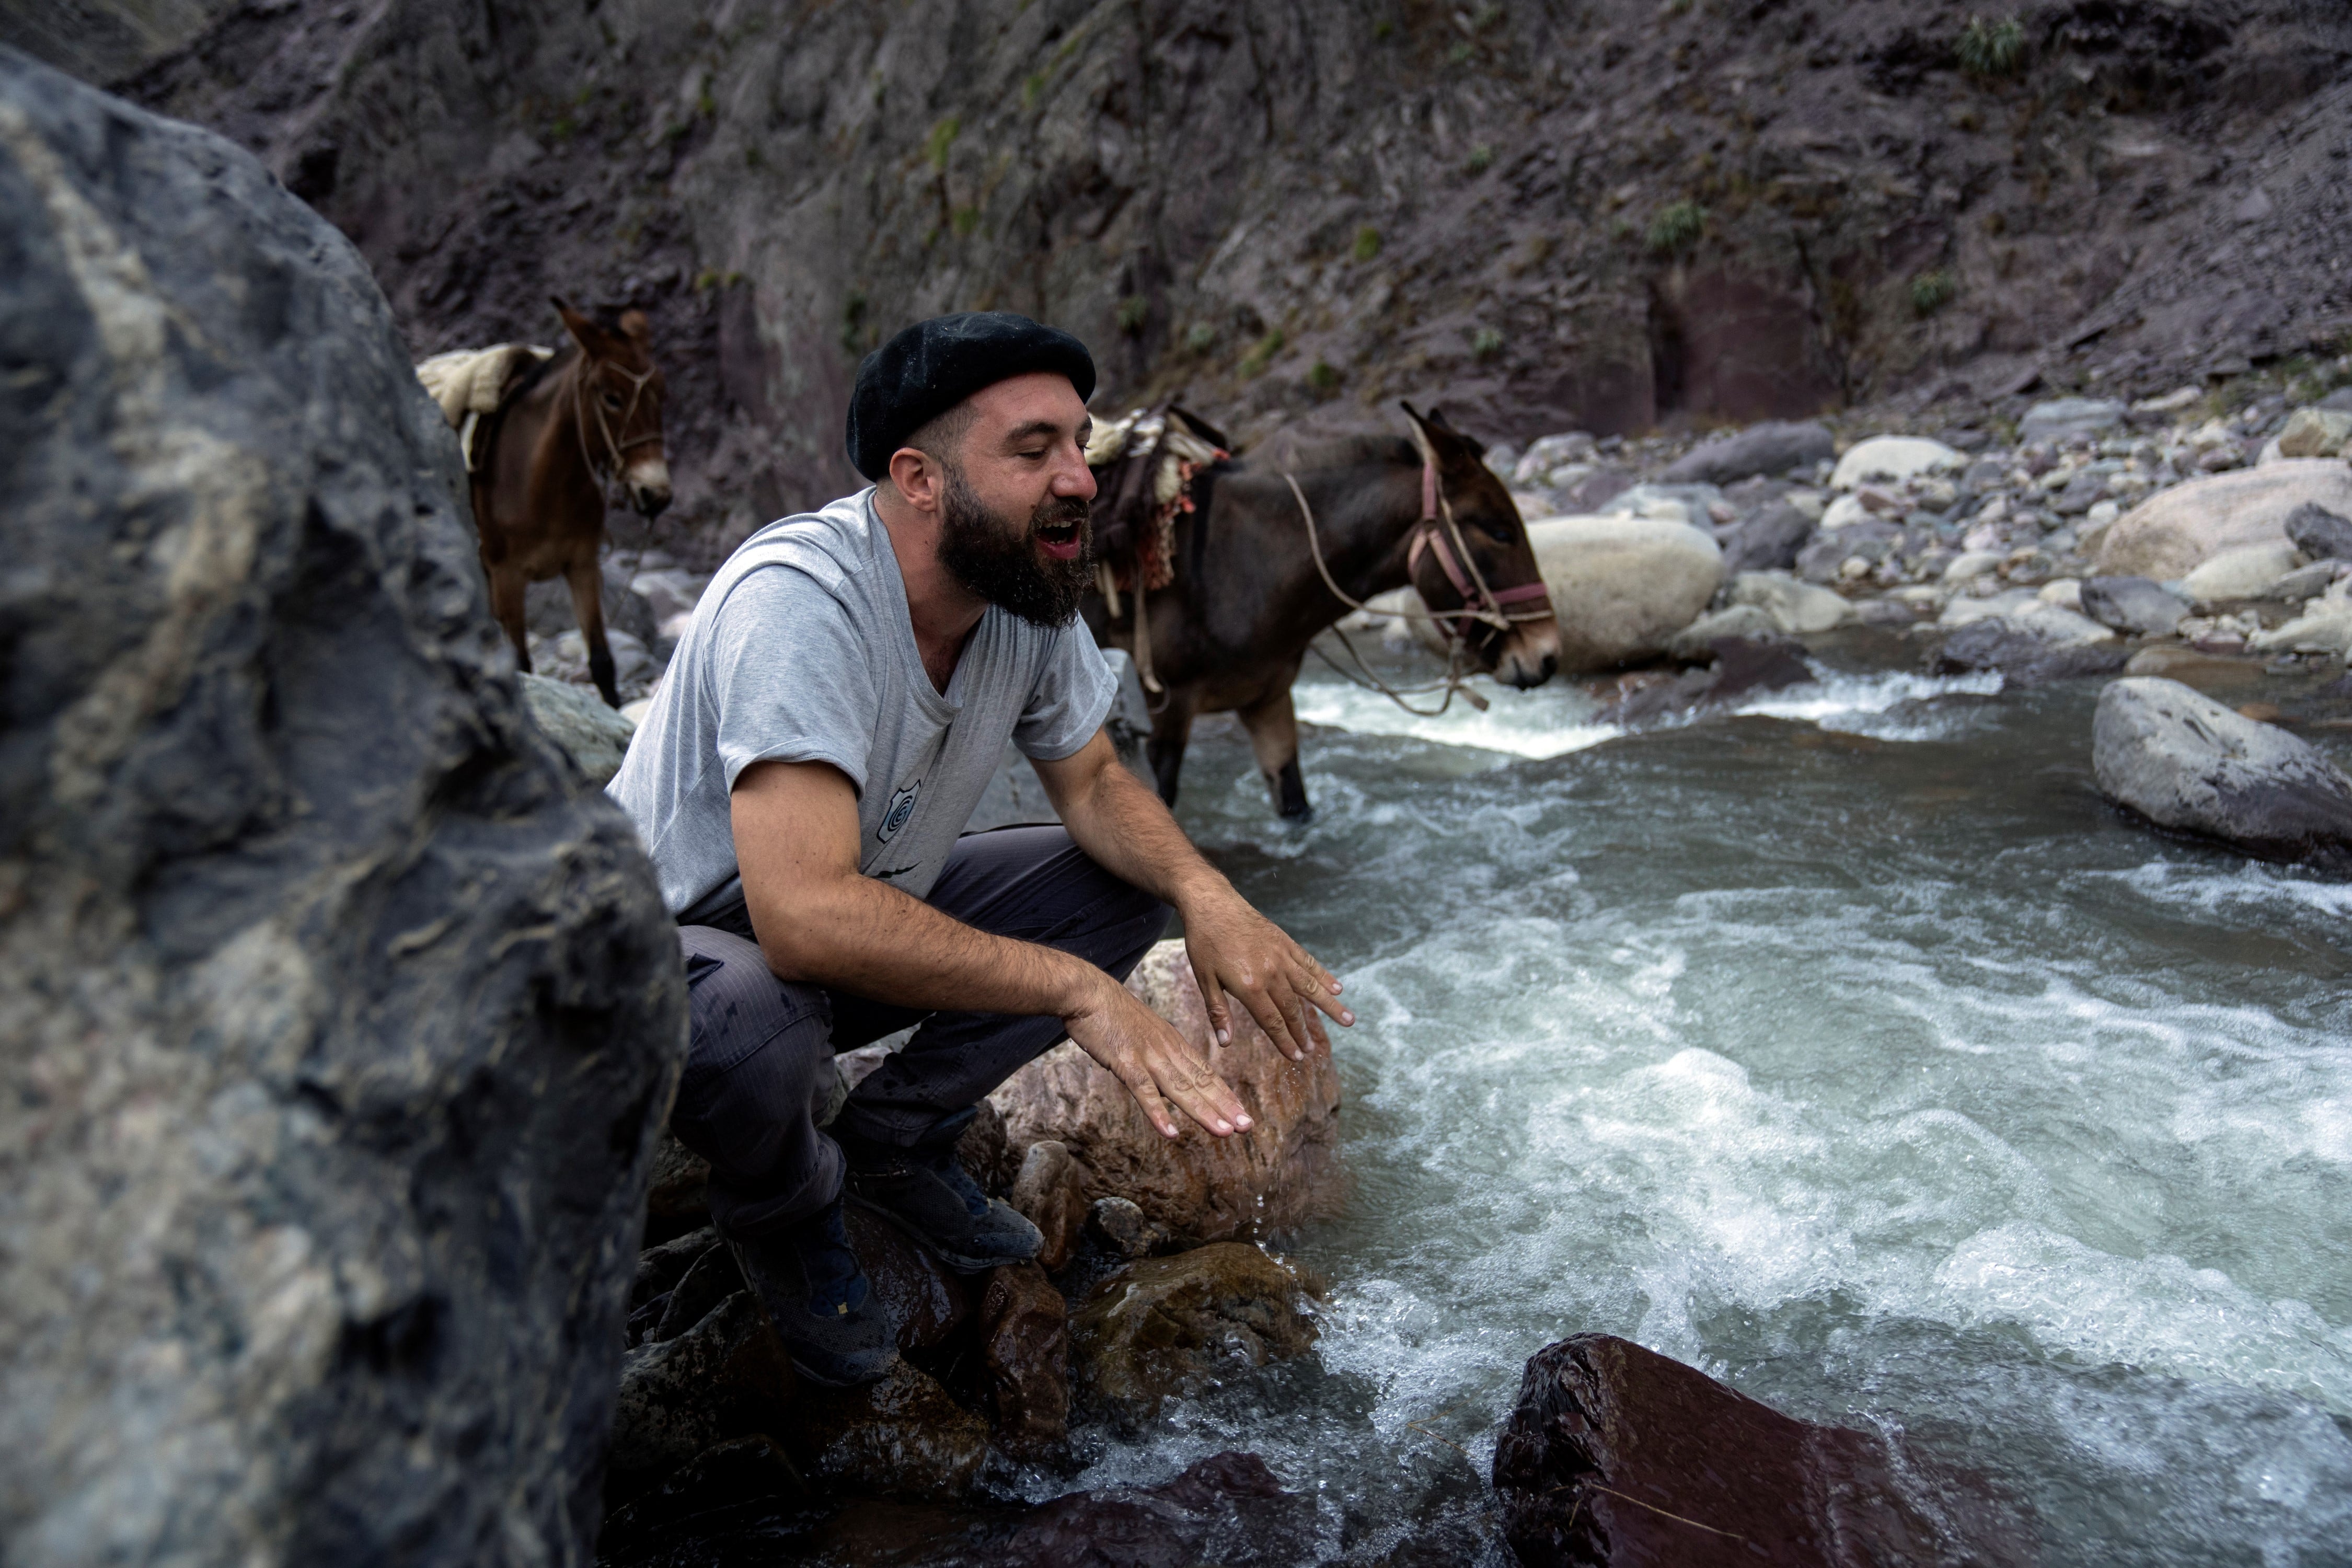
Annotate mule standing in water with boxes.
[1083,404,1560,817]
[474,299,672,706]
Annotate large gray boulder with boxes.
[0,51,687,1567]
[2093,679,2352,866]
[1525,514,1725,672]
[1659,420,1834,486]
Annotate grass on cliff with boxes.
[1957,15,2027,79]
[1644,201,1704,255]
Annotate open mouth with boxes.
[1035,518,1083,560]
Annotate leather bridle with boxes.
[1404,457,1553,647]
[573,359,663,489]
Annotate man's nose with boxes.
[1055,442,1098,502]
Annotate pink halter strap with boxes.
[1408,458,1551,642]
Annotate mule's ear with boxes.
[553,296,614,353]
[1400,399,1486,464]
[1426,406,1488,459]
[1399,400,1438,465]
[618,308,653,346]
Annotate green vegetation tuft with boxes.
[1184,322,1217,354]
[1022,71,1048,110]
[950,204,980,237]
[925,116,961,173]
[1467,143,1494,174]
[1374,18,1396,41]
[1644,200,1704,254]
[1911,269,1956,316]
[1116,295,1149,335]
[1956,15,2026,79]
[1352,225,1382,263]
[1446,40,1475,65]
[1307,360,1342,396]
[1240,328,1286,377]
[1471,326,1505,361]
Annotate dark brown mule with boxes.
[1082,405,1561,817]
[472,299,671,706]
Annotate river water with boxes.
[1058,641,2352,1566]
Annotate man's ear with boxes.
[885,445,944,513]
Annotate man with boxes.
[610,312,1352,1385]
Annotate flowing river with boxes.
[1054,640,2352,1566]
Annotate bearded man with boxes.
[609,313,1351,1385]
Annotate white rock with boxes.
[1818,493,1874,531]
[2179,540,2304,603]
[1830,436,1966,490]
[2010,601,2116,645]
[1664,603,1778,659]
[1526,515,1726,671]
[1940,589,2037,627]
[2037,578,2083,610]
[2131,386,2203,416]
[1943,550,2004,583]
[1728,571,1858,634]
[2094,460,2352,580]
[2278,406,2352,459]
[1783,489,1827,521]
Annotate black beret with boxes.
[846,312,1097,481]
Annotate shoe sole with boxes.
[843,1190,1041,1274]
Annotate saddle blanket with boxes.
[414,342,552,470]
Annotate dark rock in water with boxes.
[1719,499,1816,575]
[845,1203,973,1353]
[786,1361,990,1501]
[1707,636,1814,704]
[1493,1335,2035,1568]
[1072,1243,1319,1421]
[1594,637,1809,725]
[608,1292,797,1503]
[1928,619,2129,682]
[1661,421,1836,486]
[2285,501,2352,562]
[598,1435,807,1557]
[0,51,686,1563]
[2094,677,2352,868]
[2080,575,2192,638]
[1089,1195,1181,1261]
[1007,1138,1089,1273]
[993,1451,1312,1567]
[979,1262,1070,1456]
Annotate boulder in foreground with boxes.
[1493,1335,2035,1567]
[2093,678,2352,867]
[0,51,688,1567]
[1071,1243,1319,1422]
[989,941,1342,1242]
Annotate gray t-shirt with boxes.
[608,488,1116,925]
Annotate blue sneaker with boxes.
[729,1201,898,1386]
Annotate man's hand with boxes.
[1178,884,1352,1063]
[1063,970,1254,1141]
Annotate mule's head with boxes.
[556,298,672,518]
[1401,402,1560,689]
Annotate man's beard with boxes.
[937,467,1093,628]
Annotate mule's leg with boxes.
[1237,682,1310,820]
[489,566,533,673]
[1145,696,1194,806]
[567,558,619,707]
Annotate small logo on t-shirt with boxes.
[878,779,921,843]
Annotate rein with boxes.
[571,358,662,507]
[1279,459,1553,717]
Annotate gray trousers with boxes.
[671,826,1169,1240]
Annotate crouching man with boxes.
[609,313,1351,1385]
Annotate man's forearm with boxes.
[751,872,1098,1018]
[1049,747,1226,912]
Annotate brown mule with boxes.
[472,299,671,707]
[1082,405,1561,818]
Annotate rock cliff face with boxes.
[0,50,687,1567]
[13,0,2343,560]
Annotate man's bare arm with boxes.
[1031,731,1353,1063]
[731,758,1251,1139]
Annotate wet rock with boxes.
[1717,499,1816,575]
[2286,502,2352,562]
[1705,636,1815,704]
[629,1227,722,1347]
[2181,540,2303,604]
[1929,619,2127,683]
[1493,1334,2034,1568]
[1088,1196,1181,1261]
[990,941,1342,1242]
[2094,678,2352,867]
[956,1096,1016,1195]
[2278,407,2352,458]
[654,1240,751,1343]
[1007,1139,1090,1274]
[979,1263,1070,1455]
[993,1451,1313,1567]
[1525,515,1724,671]
[1659,420,1835,486]
[1829,435,1965,490]
[599,1435,806,1557]
[645,1128,714,1242]
[520,671,638,781]
[2095,462,2352,580]
[1664,603,1776,660]
[844,1203,972,1353]
[0,53,688,1563]
[786,1361,989,1501]
[2081,576,2192,638]
[1071,1243,1319,1421]
[609,1291,797,1500]
[1729,571,1858,634]
[2019,396,2127,444]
